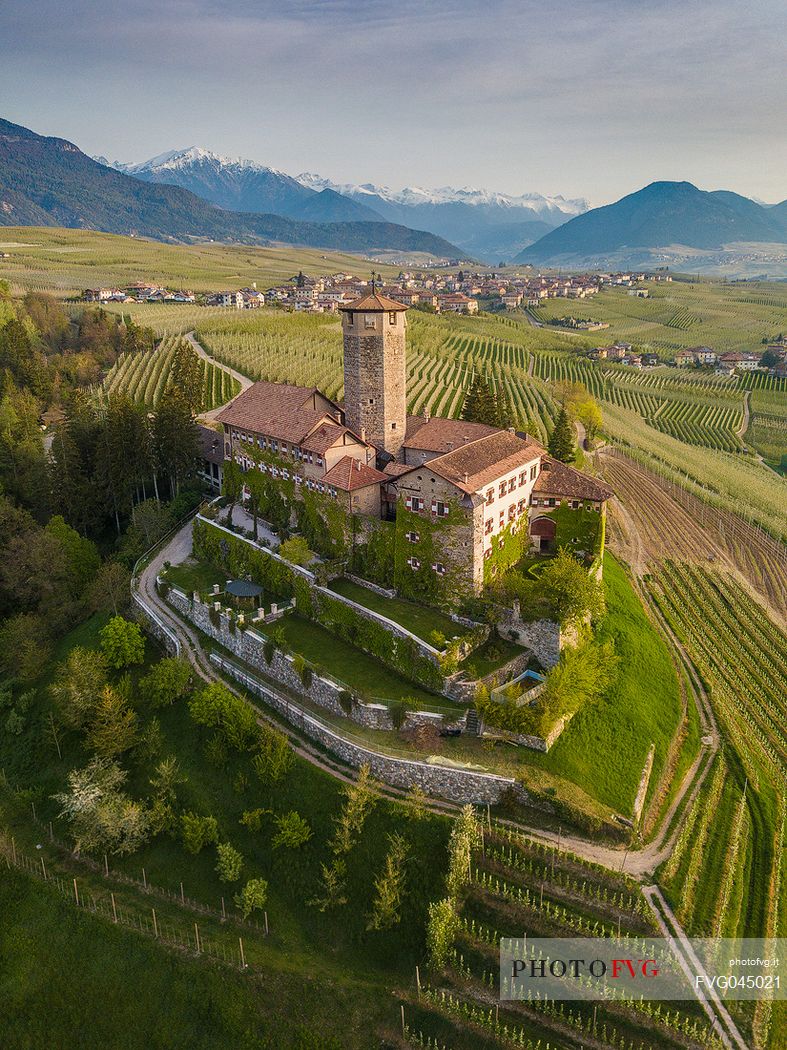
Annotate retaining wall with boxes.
[210,652,520,805]
[165,585,465,734]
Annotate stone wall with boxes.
[210,652,517,805]
[165,585,465,734]
[445,648,534,703]
[496,612,565,668]
[133,593,180,656]
[345,573,396,599]
[313,583,442,659]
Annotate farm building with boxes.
[216,288,611,598]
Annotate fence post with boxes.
[104,854,109,877]
[152,909,159,938]
[142,867,147,890]
[73,878,79,906]
[111,892,118,923]
[264,911,269,936]
[221,896,226,921]
[194,922,201,954]
[239,937,246,969]
[40,856,47,880]
[180,881,185,906]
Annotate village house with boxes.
[215,287,611,596]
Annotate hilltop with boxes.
[518,181,787,269]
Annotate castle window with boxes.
[508,504,516,521]
[518,499,527,514]
[519,472,526,486]
[546,498,556,507]
[329,487,337,497]
[364,314,376,329]
[391,422,397,430]
[389,312,397,325]
[485,518,494,535]
[346,312,353,325]
[571,500,581,509]
[368,398,375,405]
[432,563,446,575]
[508,478,516,493]
[486,488,494,506]
[435,501,449,517]
[406,557,421,570]
[498,482,506,498]
[530,463,538,480]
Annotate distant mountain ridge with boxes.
[111,147,587,261]
[518,181,787,266]
[117,147,386,224]
[0,118,463,258]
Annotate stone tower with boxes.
[340,287,408,457]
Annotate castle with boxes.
[215,289,612,597]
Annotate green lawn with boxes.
[328,577,468,644]
[274,613,440,705]
[526,553,684,815]
[163,558,227,595]
[0,611,453,1048]
[459,636,527,680]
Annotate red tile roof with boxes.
[216,381,340,443]
[322,456,388,492]
[412,431,545,494]
[339,291,408,312]
[404,416,498,454]
[533,457,614,501]
[300,422,359,455]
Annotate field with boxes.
[410,819,719,1050]
[100,335,240,410]
[0,613,452,1049]
[0,226,402,296]
[532,279,787,355]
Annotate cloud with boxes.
[1,0,785,203]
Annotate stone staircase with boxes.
[464,708,482,737]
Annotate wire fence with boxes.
[0,830,264,975]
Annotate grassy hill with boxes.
[0,227,403,296]
[0,118,463,258]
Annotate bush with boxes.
[215,841,243,883]
[188,683,258,752]
[181,812,218,855]
[271,810,312,850]
[338,690,354,716]
[251,725,294,785]
[99,616,145,670]
[279,536,314,566]
[234,877,268,919]
[139,658,192,708]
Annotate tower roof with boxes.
[339,291,408,312]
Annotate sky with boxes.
[1,0,785,207]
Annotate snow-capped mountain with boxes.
[113,148,384,224]
[296,174,587,259]
[296,173,586,221]
[110,145,588,259]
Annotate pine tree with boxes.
[548,406,576,463]
[461,372,496,426]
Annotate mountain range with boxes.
[3,116,787,272]
[516,181,787,267]
[0,119,462,259]
[112,147,585,261]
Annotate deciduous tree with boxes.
[99,615,145,669]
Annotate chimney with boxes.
[361,427,366,443]
[424,411,430,422]
[463,472,469,484]
[508,426,515,434]
[252,281,257,289]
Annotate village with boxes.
[81,267,671,316]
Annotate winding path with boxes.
[183,330,252,424]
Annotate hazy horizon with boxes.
[1,0,785,208]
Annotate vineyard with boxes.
[532,281,787,355]
[0,226,401,295]
[409,818,723,1050]
[101,336,240,411]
